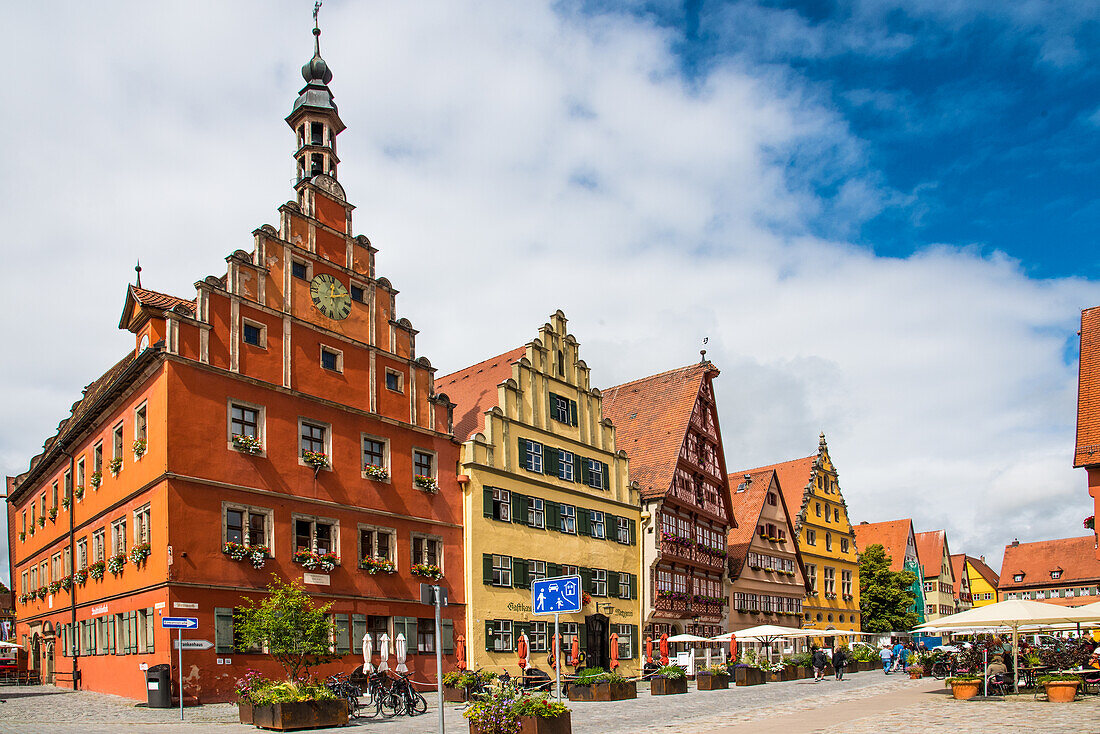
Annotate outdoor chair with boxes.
[985,674,1009,697]
[1081,672,1100,696]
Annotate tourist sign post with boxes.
[161,617,198,720]
[531,575,582,701]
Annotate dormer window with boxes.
[1013,573,1024,583]
[1050,570,1062,580]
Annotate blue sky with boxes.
[592,0,1100,279]
[1,1,1098,580]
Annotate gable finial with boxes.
[700,336,708,363]
[135,260,142,288]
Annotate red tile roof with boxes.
[434,346,527,441]
[949,554,969,598]
[737,455,816,521]
[130,286,195,313]
[1075,306,1100,467]
[601,362,716,501]
[998,536,1100,589]
[853,519,914,573]
[725,469,776,572]
[914,530,948,581]
[964,554,1000,589]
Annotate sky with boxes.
[1,1,1097,585]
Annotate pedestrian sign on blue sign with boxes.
[162,617,198,629]
[532,575,582,614]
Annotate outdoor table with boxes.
[1018,666,1049,689]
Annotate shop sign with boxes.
[173,602,198,610]
[303,573,330,586]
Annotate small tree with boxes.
[858,544,919,633]
[235,575,336,681]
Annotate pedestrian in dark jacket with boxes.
[832,647,848,681]
[812,647,829,682]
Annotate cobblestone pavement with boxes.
[1,671,1098,734]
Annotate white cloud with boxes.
[0,1,1094,581]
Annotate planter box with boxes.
[862,661,877,672]
[252,700,349,731]
[650,677,688,695]
[568,680,637,701]
[734,667,766,687]
[444,686,470,702]
[766,670,785,683]
[472,712,572,734]
[1044,682,1079,703]
[696,673,729,691]
[950,681,981,701]
[909,671,924,680]
[238,702,253,725]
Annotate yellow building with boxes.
[962,554,1000,608]
[436,311,642,675]
[745,434,861,632]
[915,530,957,620]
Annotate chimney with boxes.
[980,555,985,563]
[1011,539,1019,547]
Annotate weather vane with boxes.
[701,336,708,362]
[313,1,322,28]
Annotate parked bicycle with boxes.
[324,672,362,719]
[360,671,401,718]
[390,671,428,716]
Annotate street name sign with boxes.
[174,639,214,650]
[532,575,582,615]
[162,617,198,629]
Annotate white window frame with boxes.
[110,517,127,555]
[524,440,543,473]
[76,537,87,569]
[292,512,340,556]
[227,399,266,454]
[92,529,106,562]
[221,502,274,549]
[92,441,103,476]
[492,554,512,587]
[319,344,344,373]
[493,488,512,522]
[551,394,571,424]
[361,433,390,479]
[592,568,607,596]
[615,624,633,659]
[530,620,548,652]
[384,368,404,393]
[528,497,545,528]
[619,572,631,598]
[590,510,606,539]
[587,459,604,488]
[558,450,575,481]
[241,317,267,348]
[530,560,547,583]
[559,504,576,534]
[133,504,151,545]
[492,620,513,652]
[357,523,397,564]
[806,563,817,594]
[111,422,125,462]
[133,401,148,444]
[297,418,332,469]
[411,533,443,570]
[76,457,85,494]
[412,447,437,480]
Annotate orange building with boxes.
[999,537,1100,606]
[1074,306,1100,560]
[7,25,464,701]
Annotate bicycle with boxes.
[390,671,428,716]
[360,671,401,718]
[324,672,362,719]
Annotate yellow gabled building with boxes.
[743,434,861,632]
[962,554,1000,608]
[436,311,642,675]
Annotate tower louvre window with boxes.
[311,122,325,146]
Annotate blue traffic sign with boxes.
[532,575,582,615]
[162,617,198,630]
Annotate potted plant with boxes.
[1039,674,1081,703]
[107,552,127,575]
[61,497,70,509]
[293,549,338,572]
[74,486,85,501]
[465,678,571,734]
[18,532,25,541]
[301,450,328,472]
[650,664,688,695]
[412,562,443,580]
[235,669,264,724]
[363,463,389,480]
[947,675,982,700]
[37,586,48,600]
[133,438,147,458]
[1086,515,1095,531]
[88,560,106,580]
[108,457,123,476]
[360,557,397,575]
[414,474,439,492]
[235,576,346,731]
[130,542,152,566]
[696,664,730,690]
[60,575,73,591]
[908,663,925,679]
[90,472,102,489]
[567,668,636,701]
[224,542,269,569]
[444,670,497,702]
[232,434,264,454]
[37,516,45,527]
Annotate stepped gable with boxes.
[435,346,527,442]
[601,362,712,500]
[854,519,913,572]
[914,530,946,580]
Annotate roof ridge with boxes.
[603,361,709,393]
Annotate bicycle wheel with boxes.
[345,691,361,719]
[379,691,402,717]
[932,662,948,680]
[407,690,427,715]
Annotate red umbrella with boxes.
[659,633,670,666]
[570,634,581,667]
[517,633,529,671]
[456,634,467,670]
[609,633,619,670]
[729,633,737,662]
[549,634,558,670]
[645,635,653,664]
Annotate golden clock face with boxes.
[309,273,351,320]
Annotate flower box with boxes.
[108,458,123,476]
[133,438,147,458]
[695,672,729,690]
[363,464,389,480]
[107,552,127,575]
[444,685,471,702]
[232,434,263,454]
[471,712,571,734]
[1044,680,1079,703]
[238,702,254,724]
[46,508,57,524]
[251,699,348,731]
[414,474,439,492]
[567,680,637,701]
[734,666,766,686]
[650,677,688,695]
[411,563,443,580]
[301,451,329,470]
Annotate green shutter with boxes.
[577,623,587,656]
[577,507,591,536]
[544,447,559,477]
[631,573,638,599]
[215,608,234,654]
[442,619,455,655]
[484,488,494,518]
[546,501,560,532]
[601,462,610,489]
[580,458,591,486]
[485,620,495,651]
[609,573,620,598]
[512,557,527,589]
[513,494,529,524]
[547,562,561,578]
[606,513,618,541]
[630,625,639,660]
[483,553,493,585]
[628,518,637,545]
[518,438,529,470]
[569,400,578,426]
[580,567,592,593]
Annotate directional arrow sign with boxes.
[173,639,214,650]
[532,575,582,615]
[162,617,198,630]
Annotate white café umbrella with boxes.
[378,633,391,672]
[914,599,1100,693]
[395,632,409,674]
[362,633,374,673]
[716,624,807,662]
[666,633,712,643]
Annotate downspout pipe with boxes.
[58,440,79,690]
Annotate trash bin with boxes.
[146,663,172,708]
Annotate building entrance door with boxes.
[29,634,40,673]
[43,640,55,683]
[585,614,609,670]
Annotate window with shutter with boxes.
[577,508,591,536]
[215,607,235,653]
[483,488,494,518]
[352,614,367,654]
[442,619,455,654]
[512,557,529,589]
[483,553,493,585]
[544,447,559,477]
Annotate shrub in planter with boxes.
[568,669,636,701]
[249,682,346,731]
[696,664,729,690]
[908,664,925,679]
[947,676,982,700]
[1039,674,1081,703]
[444,670,497,702]
[651,664,688,695]
[734,664,766,687]
[465,679,571,734]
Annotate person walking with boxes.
[832,646,848,681]
[880,645,893,674]
[812,646,829,682]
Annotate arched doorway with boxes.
[43,639,55,683]
[29,634,40,674]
